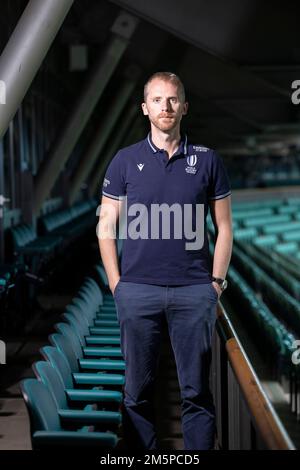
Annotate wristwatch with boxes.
[212,277,228,291]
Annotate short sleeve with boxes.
[101,151,126,200]
[208,151,231,200]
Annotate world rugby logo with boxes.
[185,155,197,174]
[187,155,197,166]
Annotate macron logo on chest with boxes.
[137,163,144,172]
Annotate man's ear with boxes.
[141,102,148,116]
[182,102,189,116]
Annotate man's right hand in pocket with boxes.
[110,278,120,296]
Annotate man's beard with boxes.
[150,113,180,131]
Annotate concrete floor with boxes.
[0,341,40,450]
[0,397,31,450]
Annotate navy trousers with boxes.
[113,281,218,450]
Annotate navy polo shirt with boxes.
[102,134,231,286]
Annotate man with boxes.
[98,72,233,450]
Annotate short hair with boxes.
[143,72,186,102]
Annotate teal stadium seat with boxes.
[61,312,121,346]
[275,242,299,255]
[40,345,124,387]
[233,227,257,242]
[66,303,120,337]
[243,214,291,228]
[20,379,118,449]
[254,234,278,247]
[55,322,122,359]
[262,221,300,235]
[32,361,121,426]
[49,332,125,372]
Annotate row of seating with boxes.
[20,267,125,449]
[252,237,300,260]
[8,199,97,264]
[232,197,300,212]
[10,223,62,265]
[2,199,99,332]
[230,198,300,245]
[235,220,300,238]
[232,207,274,221]
[247,238,299,258]
[216,197,300,419]
[238,213,300,232]
[39,199,97,243]
[233,205,300,219]
[232,199,285,211]
[235,240,300,301]
[253,246,300,282]
[228,197,300,267]
[228,266,300,419]
[227,265,296,375]
[208,196,300,273]
[231,245,300,336]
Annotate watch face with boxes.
[222,280,228,290]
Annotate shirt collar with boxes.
[147,133,188,156]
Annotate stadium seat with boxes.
[20,379,118,449]
[32,361,121,426]
[49,332,125,372]
[40,345,124,387]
